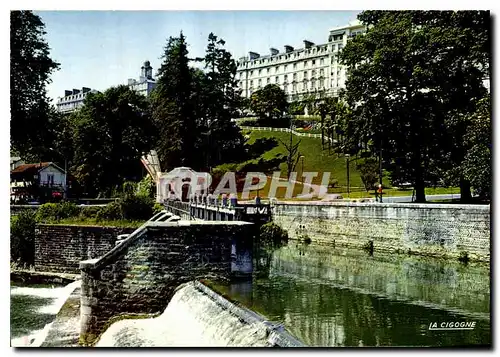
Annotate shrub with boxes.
[153,202,164,215]
[259,222,289,247]
[119,195,155,221]
[96,202,123,221]
[80,206,102,219]
[11,210,37,266]
[58,202,80,219]
[35,203,59,221]
[36,202,80,221]
[328,178,339,188]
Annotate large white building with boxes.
[56,87,97,114]
[236,20,365,103]
[127,60,157,97]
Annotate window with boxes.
[284,84,288,92]
[303,61,307,68]
[303,71,308,80]
[312,59,315,65]
[275,66,278,73]
[284,74,288,82]
[293,73,297,81]
[250,80,253,88]
[320,69,324,77]
[275,76,279,84]
[320,58,324,66]
[312,79,316,90]
[319,79,324,88]
[293,63,297,70]
[258,79,262,87]
[250,70,254,76]
[293,83,297,92]
[284,64,288,72]
[267,68,270,74]
[259,69,262,75]
[311,69,316,77]
[267,78,271,84]
[47,174,54,186]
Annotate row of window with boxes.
[239,56,344,79]
[242,67,344,86]
[247,78,344,95]
[238,43,345,68]
[60,93,87,102]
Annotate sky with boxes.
[35,10,361,102]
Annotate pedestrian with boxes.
[377,184,383,203]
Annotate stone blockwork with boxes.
[35,224,136,274]
[79,221,256,345]
[272,202,490,262]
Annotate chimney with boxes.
[72,89,80,95]
[64,90,72,97]
[249,51,260,60]
[284,45,294,53]
[270,48,279,56]
[304,40,314,49]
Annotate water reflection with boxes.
[215,243,490,347]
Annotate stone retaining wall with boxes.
[79,221,256,345]
[34,224,136,274]
[272,202,490,262]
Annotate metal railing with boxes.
[239,126,337,143]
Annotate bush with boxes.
[259,222,289,247]
[96,202,123,221]
[119,195,155,221]
[329,178,339,188]
[36,202,80,221]
[11,210,37,266]
[80,206,102,219]
[153,202,164,215]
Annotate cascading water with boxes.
[96,281,304,347]
[10,280,80,347]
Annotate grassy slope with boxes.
[245,129,365,187]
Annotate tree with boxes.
[10,11,60,159]
[249,84,288,121]
[461,97,491,200]
[340,10,489,202]
[70,86,155,196]
[151,32,198,171]
[199,33,246,169]
[356,157,379,192]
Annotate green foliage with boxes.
[249,84,288,121]
[137,175,155,198]
[95,202,123,221]
[259,222,289,247]
[328,178,339,188]
[36,202,80,221]
[119,195,155,221]
[70,85,156,197]
[79,206,101,219]
[356,157,380,191]
[11,210,37,266]
[340,10,490,202]
[10,11,60,159]
[153,202,164,215]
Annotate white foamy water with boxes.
[96,282,273,347]
[11,280,80,347]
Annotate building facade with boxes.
[236,20,365,103]
[56,87,97,113]
[127,60,157,97]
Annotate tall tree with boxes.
[340,10,489,202]
[200,33,246,169]
[10,11,60,159]
[71,86,155,196]
[151,32,198,170]
[249,84,288,121]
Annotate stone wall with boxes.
[79,221,256,345]
[35,224,136,274]
[272,202,490,262]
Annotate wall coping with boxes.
[273,201,490,211]
[80,220,254,273]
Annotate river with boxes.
[210,242,491,347]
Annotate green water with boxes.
[212,243,491,347]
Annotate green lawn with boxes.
[42,217,143,228]
[327,186,461,199]
[245,130,367,187]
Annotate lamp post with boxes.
[345,154,350,199]
[299,155,305,183]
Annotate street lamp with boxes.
[345,154,350,199]
[299,155,305,182]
